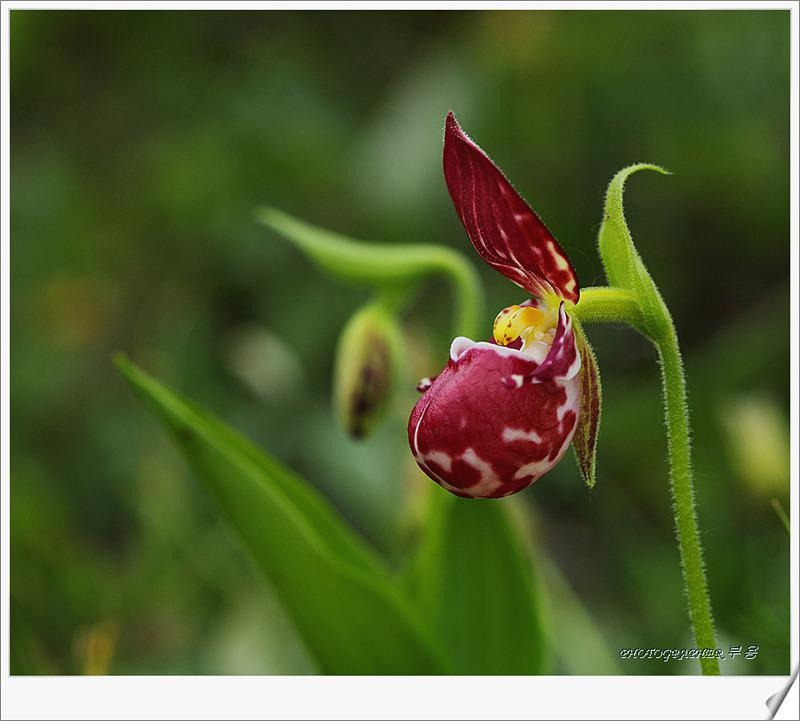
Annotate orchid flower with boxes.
[409,113,600,499]
[258,115,719,673]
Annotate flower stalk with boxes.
[569,286,644,331]
[654,322,719,675]
[574,287,720,675]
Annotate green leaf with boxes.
[536,554,620,674]
[255,206,483,338]
[572,321,602,489]
[597,164,672,339]
[115,355,445,674]
[404,490,548,674]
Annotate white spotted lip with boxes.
[408,313,581,499]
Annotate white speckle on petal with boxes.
[461,447,500,496]
[513,460,548,482]
[549,241,569,270]
[556,377,582,421]
[502,427,543,444]
[425,451,453,473]
[561,344,582,380]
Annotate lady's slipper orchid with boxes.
[408,113,600,499]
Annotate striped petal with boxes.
[443,112,580,302]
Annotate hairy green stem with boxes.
[573,285,719,675]
[571,286,645,332]
[654,324,719,674]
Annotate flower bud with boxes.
[334,303,403,439]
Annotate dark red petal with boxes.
[443,112,580,302]
[502,302,580,388]
[409,340,581,499]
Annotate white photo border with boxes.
[1,2,796,719]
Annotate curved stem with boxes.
[255,206,483,340]
[374,251,483,340]
[573,284,719,675]
[434,251,483,340]
[654,324,719,675]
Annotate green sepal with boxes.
[597,164,672,340]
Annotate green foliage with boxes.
[115,354,446,674]
[116,354,551,675]
[404,491,547,674]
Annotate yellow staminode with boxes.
[492,304,555,347]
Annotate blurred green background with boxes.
[10,10,790,674]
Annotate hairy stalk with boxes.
[571,286,645,331]
[573,285,719,675]
[654,324,719,675]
